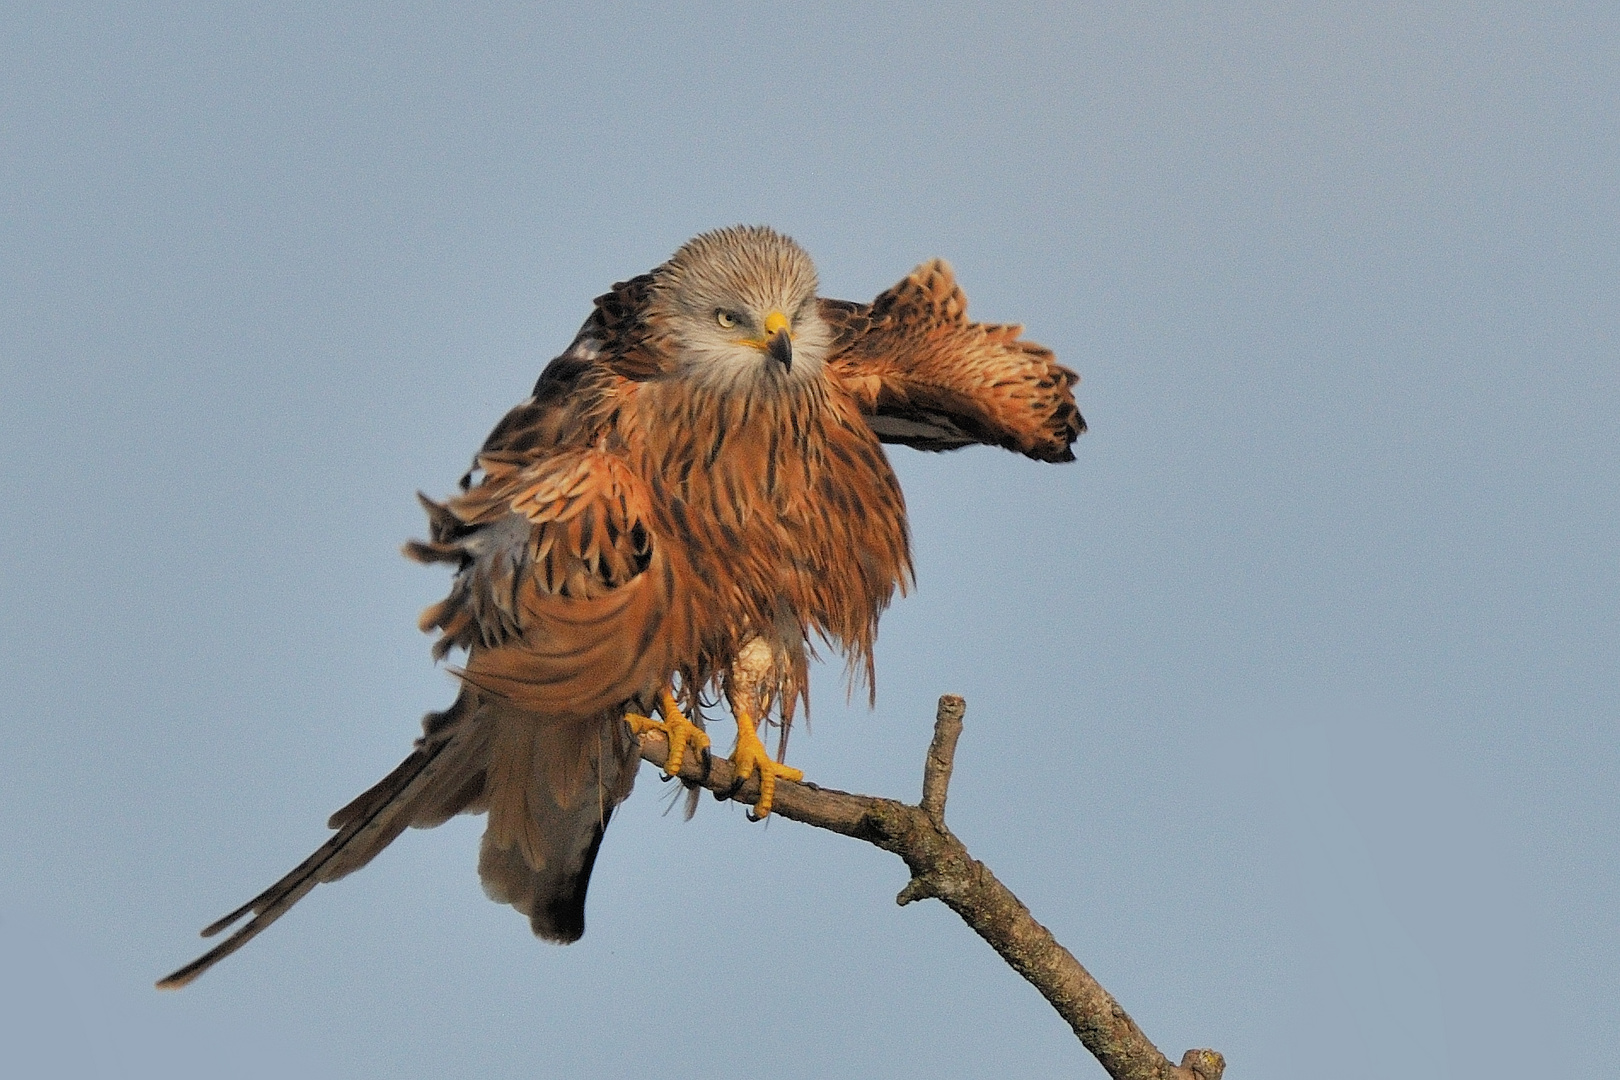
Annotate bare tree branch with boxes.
[638,694,1225,1080]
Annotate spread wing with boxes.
[822,260,1085,463]
[408,445,682,718]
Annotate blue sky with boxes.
[3,4,1616,1077]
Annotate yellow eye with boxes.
[715,310,736,328]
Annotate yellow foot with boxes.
[626,689,711,778]
[729,708,803,819]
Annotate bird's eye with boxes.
[715,310,737,328]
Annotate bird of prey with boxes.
[158,225,1082,989]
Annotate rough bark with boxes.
[636,694,1225,1080]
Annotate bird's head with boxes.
[653,225,831,391]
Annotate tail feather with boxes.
[157,691,640,990]
[478,820,606,943]
[158,734,461,989]
[477,704,637,943]
[159,692,486,990]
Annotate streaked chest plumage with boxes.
[624,371,912,670]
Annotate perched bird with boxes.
[157,225,1083,989]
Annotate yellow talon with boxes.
[729,707,803,819]
[626,689,711,777]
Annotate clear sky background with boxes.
[3,4,1615,1078]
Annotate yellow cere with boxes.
[763,310,790,337]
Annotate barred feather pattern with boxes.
[822,259,1085,462]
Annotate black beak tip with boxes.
[767,330,793,371]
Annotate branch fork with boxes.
[635,694,1225,1080]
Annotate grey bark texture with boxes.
[637,694,1226,1080]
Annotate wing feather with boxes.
[405,446,678,718]
[822,260,1085,463]
[161,268,679,986]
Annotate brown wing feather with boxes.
[822,260,1085,463]
[592,273,671,380]
[407,446,679,719]
[459,275,665,484]
[160,383,677,987]
[159,444,668,988]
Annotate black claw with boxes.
[660,770,676,782]
[698,747,713,783]
[745,810,763,823]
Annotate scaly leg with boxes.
[729,706,803,819]
[626,688,711,778]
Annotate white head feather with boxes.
[654,225,832,392]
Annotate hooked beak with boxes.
[763,310,793,372]
[767,328,793,371]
